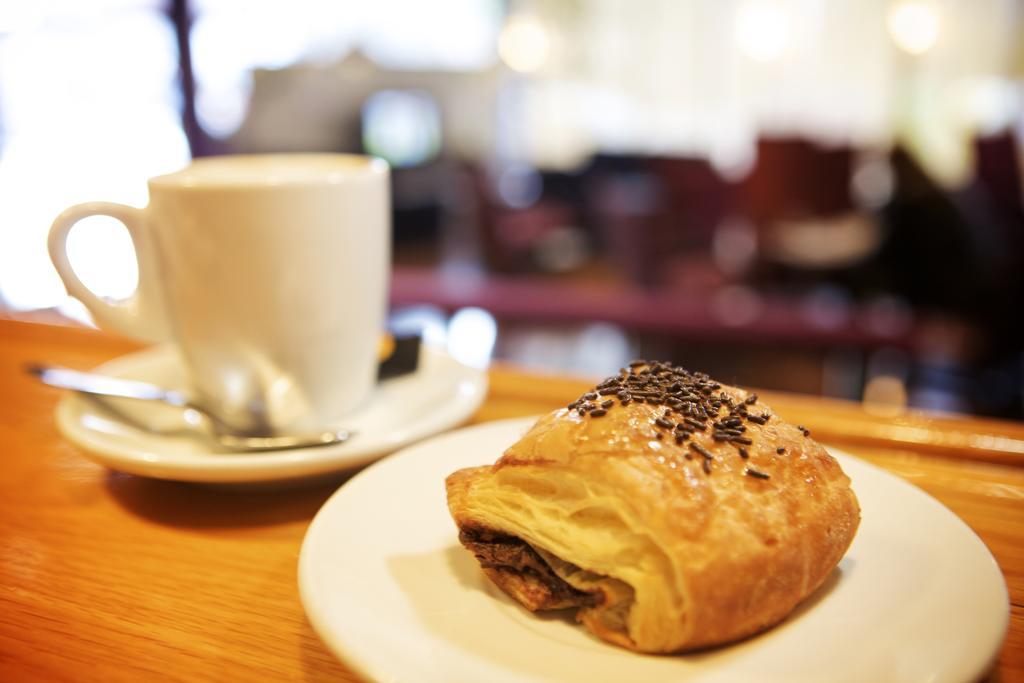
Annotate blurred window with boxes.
[191,0,501,139]
[362,90,442,168]
[0,0,501,312]
[0,1,189,311]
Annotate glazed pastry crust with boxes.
[446,384,860,653]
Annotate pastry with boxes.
[446,361,860,653]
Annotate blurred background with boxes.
[1,0,1022,419]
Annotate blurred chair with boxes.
[737,138,888,294]
[467,163,587,275]
[583,154,736,287]
[740,138,854,222]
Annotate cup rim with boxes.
[149,153,389,189]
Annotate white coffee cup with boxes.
[49,154,390,434]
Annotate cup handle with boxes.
[48,202,171,343]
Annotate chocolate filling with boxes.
[458,528,600,610]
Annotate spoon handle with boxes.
[25,364,190,408]
[27,363,354,451]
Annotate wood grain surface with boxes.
[0,319,1020,682]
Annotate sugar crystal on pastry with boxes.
[446,361,860,653]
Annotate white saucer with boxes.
[55,344,487,483]
[299,417,1009,683]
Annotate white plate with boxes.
[55,344,487,483]
[299,417,1009,683]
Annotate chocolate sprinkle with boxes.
[689,442,714,460]
[564,360,798,481]
[684,417,707,431]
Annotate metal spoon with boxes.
[27,364,353,452]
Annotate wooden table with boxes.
[1,319,1021,682]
